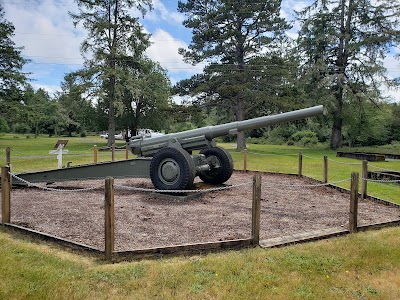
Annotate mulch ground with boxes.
[3,171,400,251]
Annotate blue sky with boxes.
[2,0,400,102]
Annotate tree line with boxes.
[1,1,400,149]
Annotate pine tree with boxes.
[297,0,400,149]
[178,0,290,150]
[70,0,151,146]
[0,5,29,96]
[0,5,30,131]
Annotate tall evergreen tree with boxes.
[297,0,400,149]
[177,0,290,150]
[0,4,29,131]
[70,0,151,146]
[0,5,29,96]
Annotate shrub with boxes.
[13,123,32,134]
[0,117,10,133]
[289,130,319,146]
[265,124,298,145]
[247,137,269,145]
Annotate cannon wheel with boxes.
[150,147,195,190]
[199,146,234,184]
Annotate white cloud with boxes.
[4,0,197,90]
[381,53,400,102]
[383,88,400,103]
[4,0,84,68]
[281,0,309,21]
[146,0,185,25]
[383,53,400,80]
[31,82,61,96]
[146,29,204,76]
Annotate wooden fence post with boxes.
[323,155,328,183]
[125,143,129,160]
[6,147,12,188]
[105,177,115,261]
[111,143,115,162]
[252,174,261,245]
[6,147,11,165]
[1,166,11,224]
[243,148,247,172]
[361,160,368,199]
[349,172,359,233]
[298,152,303,177]
[94,145,98,164]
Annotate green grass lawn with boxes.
[1,134,400,299]
[0,226,399,299]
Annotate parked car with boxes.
[133,129,165,139]
[100,129,164,140]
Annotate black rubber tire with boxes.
[199,146,234,184]
[150,147,195,190]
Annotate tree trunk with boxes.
[330,100,343,149]
[236,97,246,150]
[129,100,141,138]
[235,37,247,151]
[107,74,116,147]
[330,0,353,149]
[107,0,118,147]
[330,70,345,149]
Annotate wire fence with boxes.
[114,181,253,194]
[326,158,362,166]
[9,173,103,192]
[368,164,400,173]
[244,149,399,169]
[263,177,352,188]
[8,170,400,195]
[246,151,298,157]
[2,147,400,195]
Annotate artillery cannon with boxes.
[9,105,323,190]
[128,105,324,190]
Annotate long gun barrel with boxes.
[130,105,324,156]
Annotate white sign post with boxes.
[49,140,69,169]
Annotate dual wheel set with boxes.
[149,146,234,190]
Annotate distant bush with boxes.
[247,137,269,145]
[13,123,31,134]
[381,140,400,150]
[267,124,298,144]
[0,117,10,133]
[391,141,400,148]
[288,130,319,146]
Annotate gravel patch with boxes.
[3,172,399,251]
